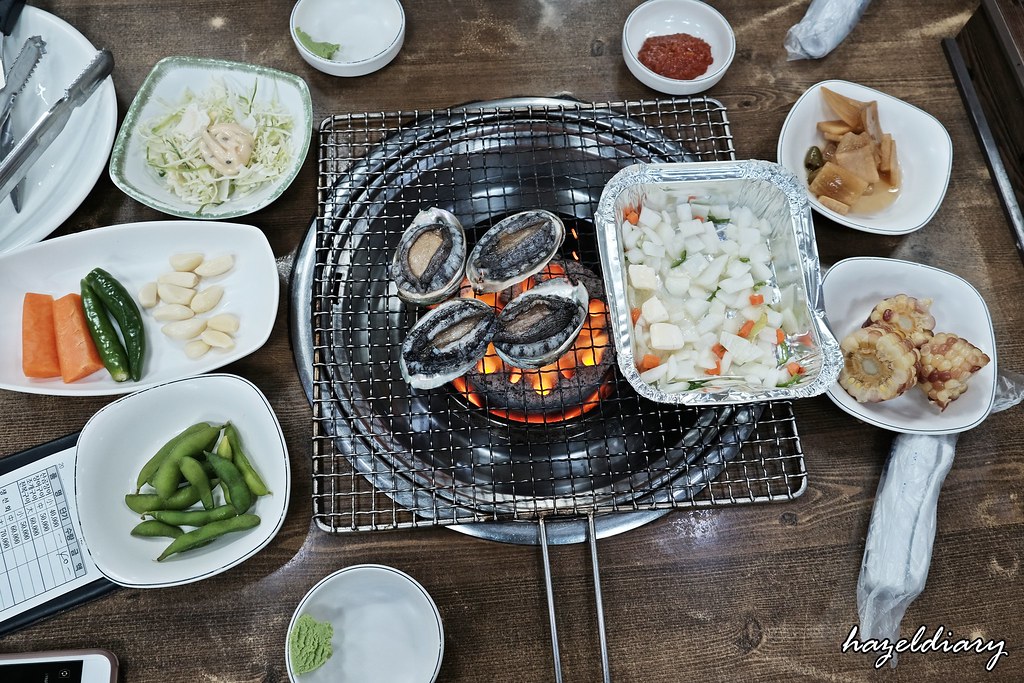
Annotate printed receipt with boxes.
[0,446,100,624]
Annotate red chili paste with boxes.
[638,33,713,81]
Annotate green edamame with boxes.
[152,423,222,500]
[206,451,253,515]
[215,432,233,461]
[125,485,208,514]
[85,267,146,381]
[157,514,261,561]
[149,504,238,527]
[80,279,130,382]
[180,456,214,510]
[131,520,184,539]
[136,422,210,492]
[224,423,270,496]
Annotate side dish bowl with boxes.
[777,79,953,235]
[290,0,405,77]
[594,160,841,405]
[109,57,312,220]
[75,374,290,588]
[622,0,735,95]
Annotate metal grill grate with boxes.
[311,97,806,533]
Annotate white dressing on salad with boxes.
[200,123,254,176]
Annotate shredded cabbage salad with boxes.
[141,79,294,210]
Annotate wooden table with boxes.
[3,1,1022,680]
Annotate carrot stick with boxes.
[705,359,722,376]
[631,308,642,325]
[787,362,805,376]
[22,293,61,378]
[712,343,726,359]
[749,293,764,306]
[53,293,104,383]
[738,319,755,338]
[776,328,785,345]
[638,354,661,372]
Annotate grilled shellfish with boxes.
[391,207,466,306]
[493,278,589,369]
[466,210,565,293]
[400,298,498,389]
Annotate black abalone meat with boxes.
[466,210,565,293]
[400,298,498,389]
[391,207,466,306]
[493,277,589,369]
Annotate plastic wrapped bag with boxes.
[784,0,873,61]
[855,370,1024,665]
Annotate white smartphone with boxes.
[0,649,118,682]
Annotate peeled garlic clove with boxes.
[206,313,240,334]
[152,304,195,321]
[158,271,200,288]
[138,282,159,308]
[190,285,224,314]
[162,318,207,340]
[184,340,211,359]
[170,252,204,272]
[201,329,235,349]
[194,254,234,278]
[158,283,196,306]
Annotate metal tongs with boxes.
[0,48,113,203]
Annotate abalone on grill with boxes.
[493,277,589,369]
[390,207,467,305]
[466,210,565,293]
[400,298,498,389]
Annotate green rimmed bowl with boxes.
[108,57,312,220]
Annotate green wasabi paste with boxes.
[289,613,334,674]
[295,27,341,60]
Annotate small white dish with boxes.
[286,564,443,683]
[290,0,405,77]
[109,56,311,220]
[0,220,278,396]
[0,6,117,254]
[777,80,953,235]
[822,257,997,434]
[74,373,290,588]
[622,0,735,96]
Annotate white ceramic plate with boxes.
[74,374,290,588]
[0,7,117,254]
[286,565,444,683]
[109,56,312,219]
[777,80,952,235]
[823,257,997,434]
[0,221,278,396]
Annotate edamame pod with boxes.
[125,485,208,514]
[224,423,270,496]
[152,423,222,500]
[80,279,131,382]
[135,422,210,492]
[180,456,214,510]
[85,267,146,381]
[215,431,233,461]
[131,520,184,539]
[157,514,260,561]
[206,451,253,514]
[149,504,238,527]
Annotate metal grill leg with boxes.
[588,513,611,683]
[539,517,563,683]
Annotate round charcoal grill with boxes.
[292,97,805,544]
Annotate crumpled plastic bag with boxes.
[784,0,873,61]
[856,370,1024,665]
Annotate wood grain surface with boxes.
[2,1,1022,681]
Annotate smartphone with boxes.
[0,649,118,682]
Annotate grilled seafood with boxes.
[839,323,920,403]
[917,332,990,410]
[400,298,498,389]
[466,210,565,293]
[865,294,935,347]
[493,277,589,369]
[391,207,467,306]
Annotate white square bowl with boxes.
[109,56,311,219]
[74,373,290,588]
[777,80,952,235]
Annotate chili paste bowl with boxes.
[74,373,291,588]
[622,0,736,96]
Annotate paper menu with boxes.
[0,446,101,624]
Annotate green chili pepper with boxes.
[179,456,215,510]
[205,451,253,514]
[224,423,270,496]
[157,514,261,561]
[85,267,146,381]
[131,520,184,539]
[149,504,238,527]
[135,422,210,492]
[80,279,130,382]
[152,423,222,500]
